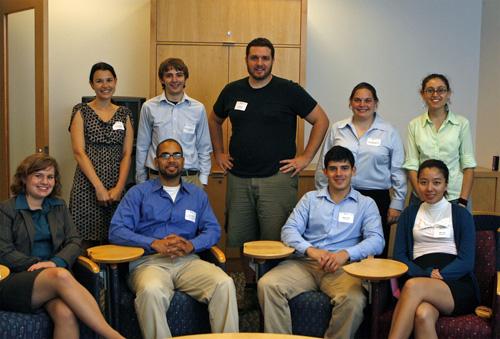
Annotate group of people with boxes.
[0,36,479,339]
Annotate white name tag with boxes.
[433,227,451,238]
[183,124,195,134]
[366,138,381,146]
[339,212,354,224]
[234,101,248,111]
[185,210,196,223]
[112,121,125,130]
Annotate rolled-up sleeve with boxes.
[390,129,407,210]
[403,120,420,171]
[459,119,477,170]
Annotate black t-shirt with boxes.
[213,76,317,177]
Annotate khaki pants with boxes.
[129,254,239,339]
[226,172,298,247]
[258,258,367,339]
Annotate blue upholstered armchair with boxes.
[0,256,101,339]
[116,246,227,339]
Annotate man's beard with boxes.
[159,167,181,180]
[247,64,272,81]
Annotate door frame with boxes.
[0,0,48,199]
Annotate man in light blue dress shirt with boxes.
[135,58,212,186]
[258,145,384,339]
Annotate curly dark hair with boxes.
[10,153,62,197]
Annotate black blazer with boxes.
[0,197,82,272]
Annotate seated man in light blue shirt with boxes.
[110,138,238,339]
[258,145,384,339]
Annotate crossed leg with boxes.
[388,277,454,339]
[31,267,123,339]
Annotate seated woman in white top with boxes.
[389,159,479,339]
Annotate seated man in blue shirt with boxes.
[258,145,384,339]
[109,138,238,339]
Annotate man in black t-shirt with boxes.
[208,37,329,258]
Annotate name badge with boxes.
[366,138,381,146]
[234,101,248,111]
[112,121,125,130]
[185,210,197,223]
[433,227,451,238]
[339,212,354,224]
[183,124,195,134]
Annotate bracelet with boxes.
[458,198,468,206]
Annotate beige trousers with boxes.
[129,253,239,339]
[257,258,367,339]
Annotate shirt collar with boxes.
[15,193,62,212]
[151,177,193,195]
[158,91,192,106]
[339,113,387,132]
[317,186,358,203]
[421,110,459,127]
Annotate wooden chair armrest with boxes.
[497,272,499,297]
[76,255,100,273]
[209,246,226,264]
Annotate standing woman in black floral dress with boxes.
[69,62,134,248]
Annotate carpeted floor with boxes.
[230,272,261,332]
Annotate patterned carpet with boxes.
[230,272,261,332]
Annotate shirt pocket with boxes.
[182,124,196,141]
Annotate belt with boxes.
[148,168,199,176]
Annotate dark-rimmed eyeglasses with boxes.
[423,87,448,96]
[158,152,183,160]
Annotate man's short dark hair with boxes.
[324,146,355,168]
[156,138,183,157]
[246,37,275,59]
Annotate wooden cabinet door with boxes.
[156,0,229,42]
[156,0,302,45]
[226,0,302,44]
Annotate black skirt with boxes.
[405,252,478,315]
[0,269,44,313]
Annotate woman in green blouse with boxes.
[403,74,476,208]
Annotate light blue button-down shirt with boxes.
[135,92,212,184]
[315,114,407,211]
[281,187,384,262]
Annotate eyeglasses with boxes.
[423,87,448,96]
[158,152,183,160]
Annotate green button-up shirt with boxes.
[403,111,476,201]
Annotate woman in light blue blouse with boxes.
[316,82,407,256]
[403,74,476,208]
